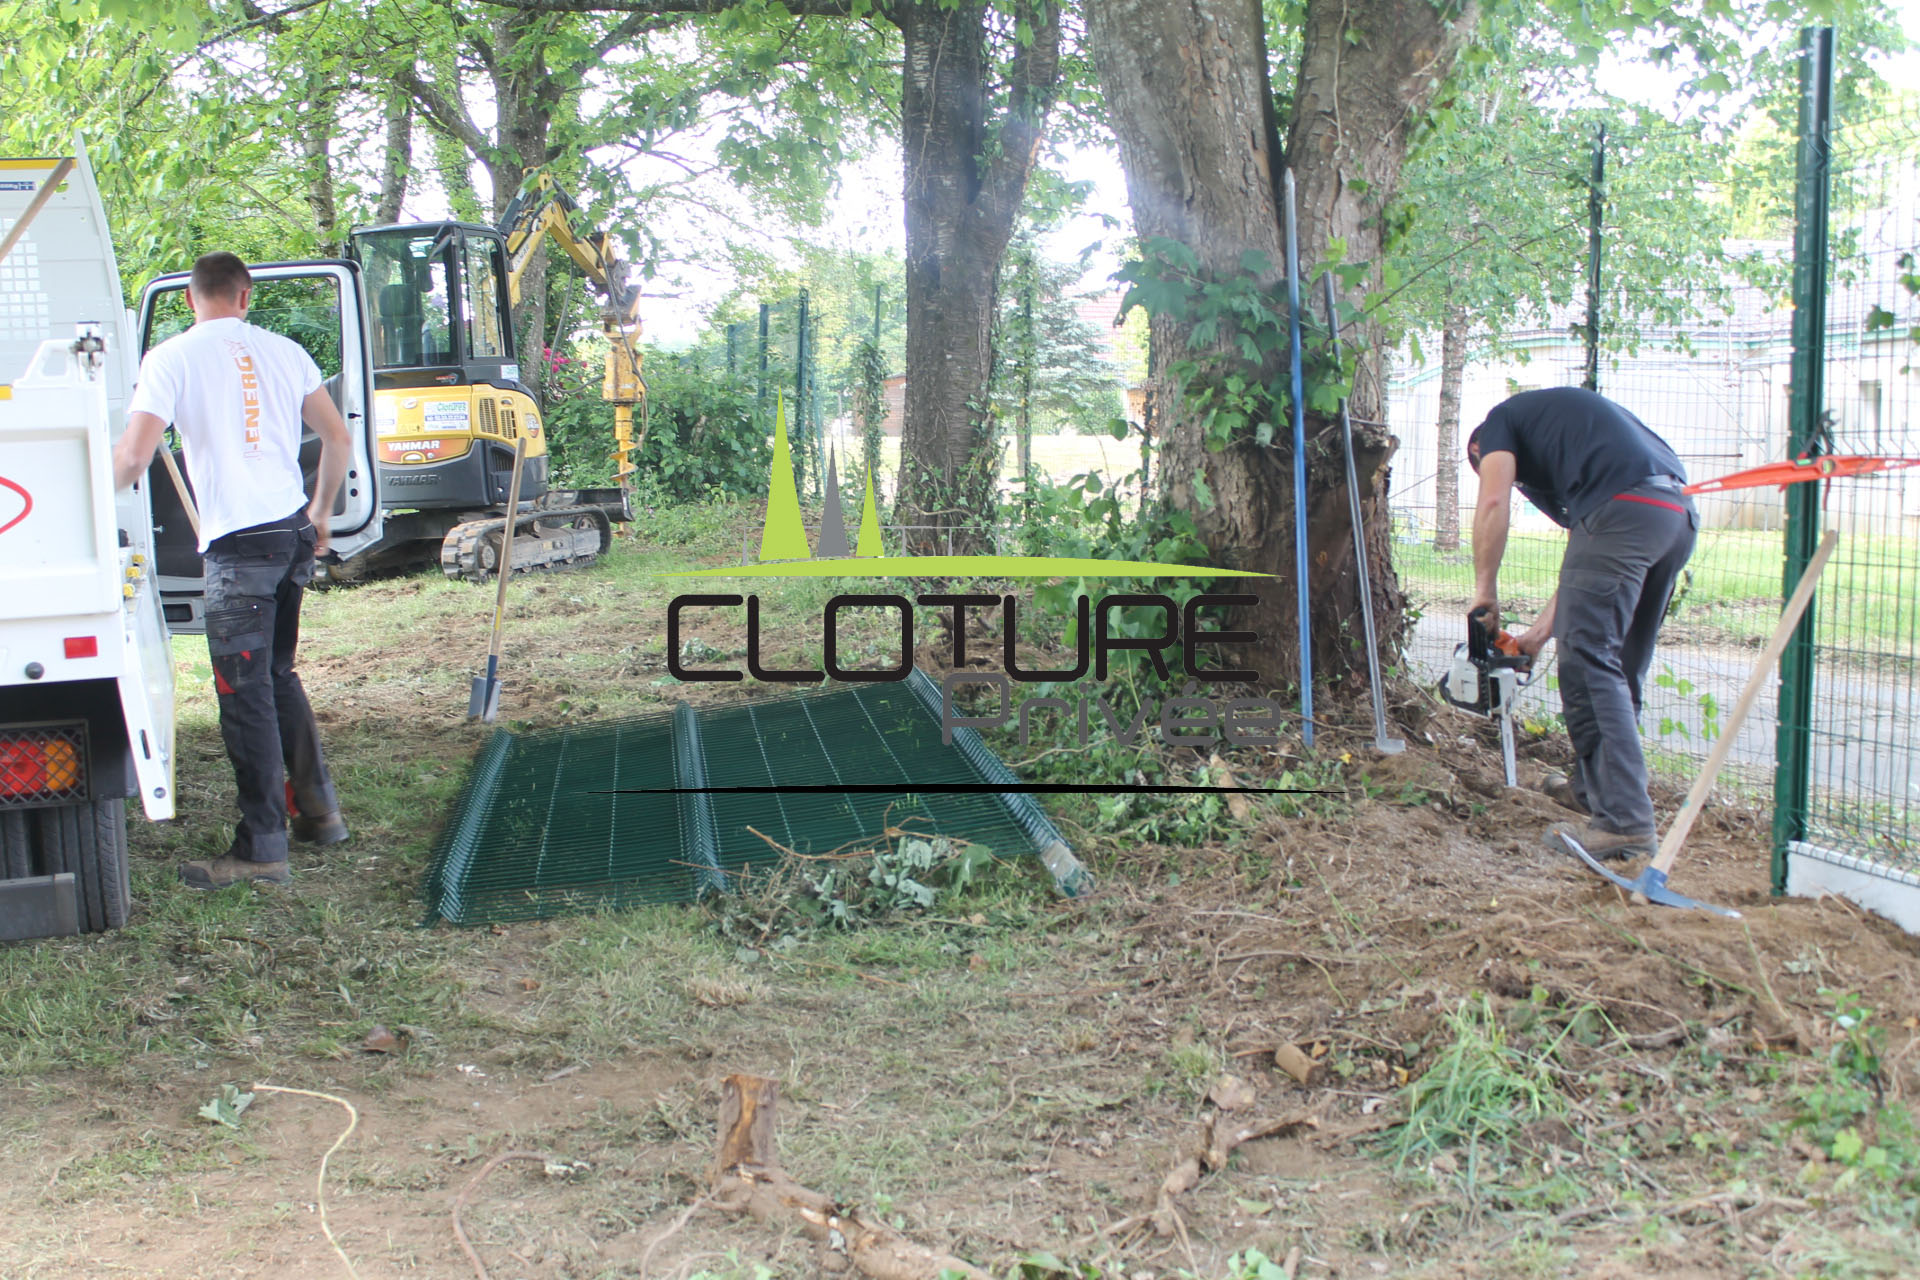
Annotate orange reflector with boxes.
[0,737,81,798]
[64,636,98,659]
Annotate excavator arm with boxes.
[498,174,645,494]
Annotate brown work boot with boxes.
[1539,773,1591,815]
[1547,821,1655,863]
[179,856,291,889]
[291,811,349,846]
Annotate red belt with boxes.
[1614,491,1687,514]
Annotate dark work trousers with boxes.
[1553,479,1699,835]
[202,508,338,863]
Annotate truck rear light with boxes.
[64,636,98,659]
[0,724,87,805]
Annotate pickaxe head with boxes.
[1555,831,1742,918]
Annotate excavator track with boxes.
[440,504,615,583]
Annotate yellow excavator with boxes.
[339,174,645,580]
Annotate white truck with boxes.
[0,143,383,939]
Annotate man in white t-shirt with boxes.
[114,252,354,888]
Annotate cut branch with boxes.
[709,1074,995,1280]
[1149,1106,1317,1237]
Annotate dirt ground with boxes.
[4,529,1919,1280]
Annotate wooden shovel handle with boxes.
[1652,528,1838,874]
[487,436,529,664]
[158,446,200,540]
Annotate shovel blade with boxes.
[480,679,503,724]
[1554,832,1741,918]
[468,675,496,720]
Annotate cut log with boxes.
[1272,1042,1324,1086]
[710,1074,994,1280]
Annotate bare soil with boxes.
[4,539,1918,1280]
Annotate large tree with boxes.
[1087,0,1904,689]
[1088,0,1471,687]
[890,0,1061,548]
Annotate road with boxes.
[1405,613,1918,807]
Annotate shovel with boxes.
[469,437,529,723]
[1557,528,1839,916]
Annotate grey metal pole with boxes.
[1323,272,1404,754]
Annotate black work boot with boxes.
[179,856,292,889]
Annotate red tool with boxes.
[1684,455,1919,495]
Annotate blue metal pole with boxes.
[1283,169,1314,747]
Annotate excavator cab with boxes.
[347,222,548,512]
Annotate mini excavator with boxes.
[342,175,645,581]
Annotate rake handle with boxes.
[1651,528,1838,874]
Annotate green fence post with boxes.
[1772,26,1835,896]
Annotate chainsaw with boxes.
[1439,606,1536,788]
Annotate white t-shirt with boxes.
[128,316,320,551]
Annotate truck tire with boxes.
[0,799,130,933]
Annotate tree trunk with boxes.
[1433,298,1467,551]
[301,85,338,248]
[1088,0,1474,688]
[493,12,555,397]
[893,0,1059,553]
[375,91,413,224]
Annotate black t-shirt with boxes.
[1471,388,1687,528]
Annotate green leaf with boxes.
[1831,1127,1864,1163]
[198,1084,254,1129]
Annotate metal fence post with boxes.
[1772,26,1835,895]
[757,302,771,432]
[1583,124,1606,392]
[795,288,811,497]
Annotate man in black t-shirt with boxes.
[1466,387,1699,861]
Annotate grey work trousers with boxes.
[1553,481,1699,835]
[202,509,338,863]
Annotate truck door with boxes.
[134,262,382,630]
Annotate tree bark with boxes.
[1088,0,1474,688]
[893,0,1059,553]
[301,83,338,248]
[492,10,557,396]
[375,91,414,223]
[1433,296,1467,551]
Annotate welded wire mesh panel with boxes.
[1798,104,1920,871]
[420,709,687,924]
[697,678,1044,883]
[420,678,1059,925]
